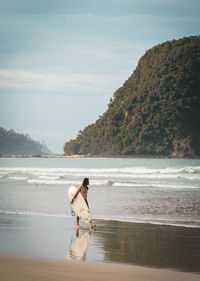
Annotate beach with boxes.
[1,215,200,281]
[0,157,200,279]
[1,254,199,281]
[0,214,200,278]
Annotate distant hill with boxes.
[64,36,200,157]
[0,127,53,156]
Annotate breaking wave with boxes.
[0,165,200,188]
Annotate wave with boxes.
[113,182,200,188]
[112,182,151,187]
[1,166,200,175]
[6,177,197,188]
[6,176,29,181]
[76,173,200,180]
[1,169,200,181]
[1,175,199,188]
[1,166,199,188]
[27,179,109,186]
[0,210,70,218]
[38,175,60,180]
[27,179,81,185]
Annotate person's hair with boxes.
[82,177,89,186]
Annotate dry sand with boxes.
[0,255,199,281]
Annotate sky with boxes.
[0,0,200,154]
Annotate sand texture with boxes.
[1,255,200,281]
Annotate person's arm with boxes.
[70,186,81,204]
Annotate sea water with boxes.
[0,157,200,228]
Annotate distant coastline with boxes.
[1,154,199,159]
[59,154,200,159]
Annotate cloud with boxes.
[1,1,199,154]
[0,68,122,94]
[0,36,152,94]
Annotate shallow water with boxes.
[0,158,200,227]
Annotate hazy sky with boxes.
[0,0,199,153]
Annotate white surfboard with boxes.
[68,185,92,224]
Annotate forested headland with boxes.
[64,36,200,157]
[0,127,52,156]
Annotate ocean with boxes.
[0,157,200,228]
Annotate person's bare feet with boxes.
[90,224,96,229]
[76,224,80,230]
[89,227,96,232]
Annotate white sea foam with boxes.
[38,175,60,180]
[112,182,200,188]
[27,179,109,186]
[152,183,200,189]
[91,180,109,185]
[74,172,200,180]
[3,171,200,181]
[1,166,200,175]
[27,179,80,185]
[112,182,151,187]
[8,176,29,181]
[1,174,200,188]
[0,210,70,218]
[1,165,200,188]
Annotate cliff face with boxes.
[64,36,200,157]
[0,127,53,156]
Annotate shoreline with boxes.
[1,154,200,159]
[1,211,200,229]
[1,254,199,281]
[59,154,200,159]
[1,214,200,273]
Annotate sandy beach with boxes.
[1,158,200,280]
[1,254,200,281]
[0,256,199,281]
[0,213,200,281]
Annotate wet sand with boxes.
[1,254,199,281]
[0,213,200,277]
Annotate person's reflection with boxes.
[67,229,94,261]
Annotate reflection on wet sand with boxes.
[1,213,199,273]
[66,219,200,273]
[67,230,92,261]
[94,220,200,273]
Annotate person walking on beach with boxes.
[70,178,96,230]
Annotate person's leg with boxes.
[89,219,96,229]
[76,216,80,229]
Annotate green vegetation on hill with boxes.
[64,36,200,157]
[0,127,52,156]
